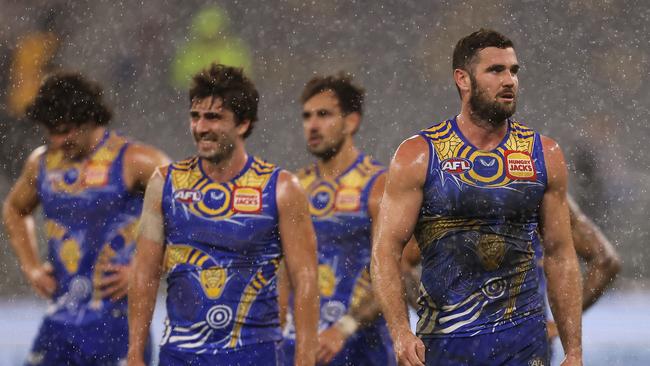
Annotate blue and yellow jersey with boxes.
[415,117,547,338]
[161,155,283,354]
[36,130,141,325]
[284,153,385,337]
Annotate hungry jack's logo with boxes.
[232,187,262,213]
[505,151,537,180]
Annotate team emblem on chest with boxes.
[308,181,361,217]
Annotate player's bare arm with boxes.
[539,136,583,365]
[371,136,428,366]
[568,196,621,310]
[547,196,622,339]
[123,143,171,192]
[127,167,166,366]
[2,147,56,299]
[277,170,319,366]
[96,144,170,301]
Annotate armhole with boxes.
[362,168,386,214]
[534,134,549,188]
[35,152,47,200]
[270,168,283,220]
[116,141,132,193]
[159,164,173,246]
[418,133,435,190]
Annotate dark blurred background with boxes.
[0,0,648,315]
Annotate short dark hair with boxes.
[189,64,259,138]
[452,28,514,72]
[26,72,112,130]
[300,72,365,116]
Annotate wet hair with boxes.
[189,63,259,138]
[300,72,365,116]
[452,28,514,73]
[25,72,112,130]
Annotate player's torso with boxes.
[161,155,283,352]
[37,131,141,324]
[415,117,547,337]
[297,154,385,329]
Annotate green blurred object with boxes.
[172,6,252,88]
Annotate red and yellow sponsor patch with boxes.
[335,187,361,212]
[504,150,537,180]
[83,162,110,187]
[232,187,262,213]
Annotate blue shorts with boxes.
[279,322,395,366]
[25,315,152,366]
[422,317,549,366]
[159,342,280,366]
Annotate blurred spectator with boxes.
[1,8,63,179]
[171,5,252,88]
[7,8,61,117]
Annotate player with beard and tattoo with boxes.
[371,29,583,366]
[277,74,397,366]
[127,64,319,366]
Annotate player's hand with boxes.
[26,263,57,299]
[560,353,583,366]
[316,326,347,364]
[393,329,425,366]
[97,263,131,301]
[546,320,559,339]
[126,352,147,366]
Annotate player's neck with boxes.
[201,144,248,182]
[457,110,508,151]
[317,139,360,179]
[69,126,107,162]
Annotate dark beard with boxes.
[308,136,345,162]
[469,74,516,127]
[194,133,235,165]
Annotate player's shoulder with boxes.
[359,153,386,173]
[124,140,169,163]
[509,119,537,135]
[19,145,47,174]
[539,135,562,155]
[295,163,315,179]
[419,118,454,139]
[167,156,199,172]
[250,156,278,175]
[395,134,430,161]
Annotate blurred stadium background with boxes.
[0,0,648,364]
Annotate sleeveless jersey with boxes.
[160,155,283,354]
[37,130,142,326]
[284,153,385,337]
[415,117,547,338]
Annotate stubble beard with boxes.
[469,74,516,128]
[308,136,346,163]
[195,132,236,165]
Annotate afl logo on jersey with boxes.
[505,151,537,180]
[440,157,472,174]
[173,189,203,204]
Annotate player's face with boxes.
[302,90,347,161]
[468,47,519,125]
[190,97,244,164]
[46,124,95,161]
